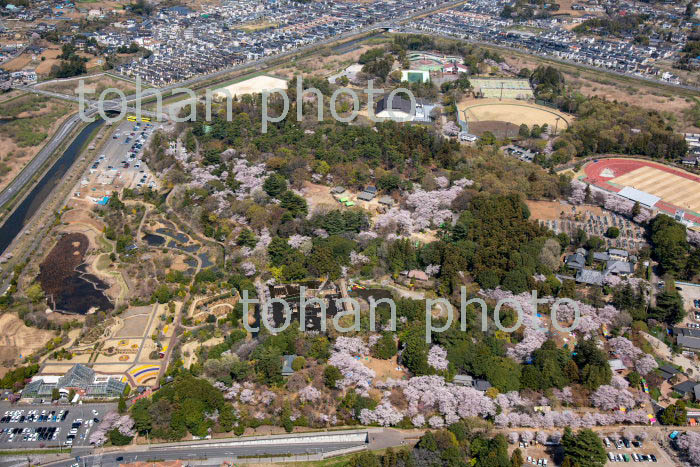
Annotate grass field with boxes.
[0,94,76,193]
[460,98,572,129]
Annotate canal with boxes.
[0,118,105,255]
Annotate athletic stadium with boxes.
[582,158,700,227]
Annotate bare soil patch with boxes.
[364,355,407,382]
[0,313,56,376]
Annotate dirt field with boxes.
[114,313,151,338]
[213,75,288,99]
[363,355,408,382]
[460,98,572,129]
[525,199,606,220]
[0,313,56,376]
[3,47,99,76]
[301,181,340,214]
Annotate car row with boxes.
[1,409,69,423]
[607,452,657,462]
[1,426,60,443]
[525,456,548,465]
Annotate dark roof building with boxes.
[658,364,682,380]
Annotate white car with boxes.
[92,409,99,416]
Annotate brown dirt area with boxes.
[4,47,103,76]
[526,199,607,221]
[301,181,339,214]
[460,98,573,129]
[363,355,408,382]
[60,208,106,232]
[0,313,56,376]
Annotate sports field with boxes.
[470,78,534,100]
[460,98,571,129]
[582,158,700,224]
[213,74,288,99]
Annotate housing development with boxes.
[0,0,700,465]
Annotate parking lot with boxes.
[0,402,115,449]
[73,118,160,204]
[600,434,674,466]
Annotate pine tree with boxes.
[511,448,524,466]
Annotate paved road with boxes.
[0,0,466,214]
[16,442,366,467]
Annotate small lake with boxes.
[142,233,165,246]
[38,233,113,315]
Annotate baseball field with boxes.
[460,98,572,129]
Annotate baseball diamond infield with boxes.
[582,158,700,225]
[460,99,572,129]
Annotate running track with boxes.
[582,158,700,225]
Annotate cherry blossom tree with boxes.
[334,337,369,355]
[412,414,425,427]
[425,264,441,277]
[508,432,519,444]
[241,262,256,277]
[536,431,548,445]
[520,431,533,443]
[350,251,370,265]
[568,180,587,205]
[299,386,321,403]
[359,399,404,426]
[428,415,445,428]
[288,235,311,249]
[590,385,636,411]
[553,387,573,405]
[678,431,700,465]
[427,345,449,370]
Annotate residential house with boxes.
[658,363,682,381]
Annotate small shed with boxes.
[357,192,375,202]
[331,186,346,194]
[453,375,474,386]
[378,195,394,206]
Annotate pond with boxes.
[38,233,113,315]
[156,228,190,243]
[142,233,165,246]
